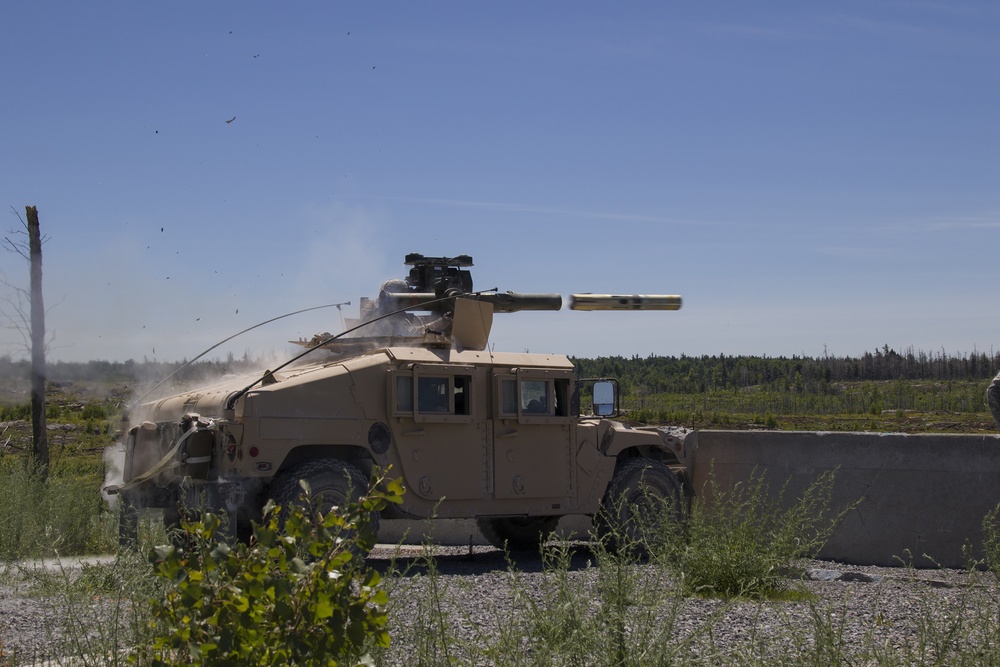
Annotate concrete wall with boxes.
[692,430,1000,568]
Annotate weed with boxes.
[982,503,1000,578]
[1,549,166,665]
[0,460,119,561]
[664,467,855,599]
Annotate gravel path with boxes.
[367,545,996,665]
[1,545,994,665]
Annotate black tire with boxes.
[268,459,379,550]
[476,516,559,550]
[596,457,683,554]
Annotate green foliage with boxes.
[0,460,118,560]
[982,503,1000,579]
[0,403,30,421]
[145,474,404,666]
[81,402,109,420]
[572,346,1000,397]
[574,347,1000,432]
[665,468,854,599]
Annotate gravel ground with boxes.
[0,545,995,665]
[367,544,997,665]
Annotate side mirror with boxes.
[593,380,616,417]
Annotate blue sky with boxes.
[2,2,998,364]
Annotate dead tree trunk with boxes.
[26,206,48,481]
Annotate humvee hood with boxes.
[133,360,335,422]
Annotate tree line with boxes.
[0,352,263,389]
[1,344,998,399]
[571,345,1000,396]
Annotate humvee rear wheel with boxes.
[476,516,559,550]
[268,459,379,550]
[597,457,682,555]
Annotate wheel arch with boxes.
[614,444,680,465]
[603,425,695,495]
[274,444,375,479]
[612,445,692,497]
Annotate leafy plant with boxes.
[145,472,403,666]
[666,468,855,599]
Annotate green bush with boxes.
[81,403,108,420]
[665,468,853,599]
[145,474,403,666]
[0,461,117,560]
[0,403,30,421]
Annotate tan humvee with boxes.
[110,254,689,549]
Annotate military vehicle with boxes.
[109,253,689,549]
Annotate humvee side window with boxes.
[395,375,413,412]
[521,380,551,415]
[454,375,472,415]
[553,378,570,417]
[417,376,450,413]
[395,371,473,419]
[500,379,518,415]
[499,377,570,418]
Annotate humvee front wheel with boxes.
[476,516,559,550]
[596,457,682,554]
[268,459,379,549]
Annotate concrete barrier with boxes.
[692,430,1000,568]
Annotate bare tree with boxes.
[2,206,49,480]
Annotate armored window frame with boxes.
[496,370,574,423]
[390,365,474,424]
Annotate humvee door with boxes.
[390,364,489,502]
[491,370,576,506]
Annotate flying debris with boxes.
[225,116,236,124]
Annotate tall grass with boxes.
[0,460,118,560]
[665,468,855,599]
[374,539,729,666]
[6,552,164,666]
[6,461,1000,665]
[371,470,854,665]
